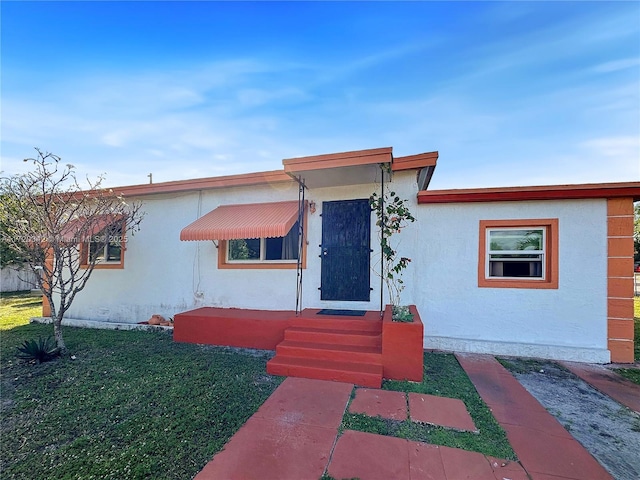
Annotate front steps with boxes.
[266,313,383,388]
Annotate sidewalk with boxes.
[456,354,613,480]
[560,361,640,413]
[195,354,620,479]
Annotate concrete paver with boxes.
[457,353,613,480]
[328,430,411,480]
[408,442,447,480]
[329,430,527,480]
[195,354,627,479]
[561,361,640,413]
[252,376,353,428]
[195,377,352,480]
[195,416,337,480]
[409,392,478,432]
[348,388,408,420]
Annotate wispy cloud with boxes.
[1,2,638,190]
[591,58,640,74]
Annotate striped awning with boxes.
[180,201,300,241]
[60,214,123,243]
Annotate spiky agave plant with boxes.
[17,336,60,363]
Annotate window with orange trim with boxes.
[80,221,126,269]
[218,215,307,270]
[478,219,558,289]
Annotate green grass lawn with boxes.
[1,292,282,480]
[340,353,516,461]
[2,290,636,478]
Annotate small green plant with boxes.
[370,165,416,320]
[391,305,414,323]
[16,336,60,363]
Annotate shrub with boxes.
[16,336,60,363]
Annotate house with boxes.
[47,147,639,375]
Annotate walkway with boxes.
[560,361,640,413]
[456,354,613,480]
[196,354,622,480]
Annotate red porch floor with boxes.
[173,306,423,387]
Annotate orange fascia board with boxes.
[283,147,393,173]
[106,170,294,198]
[418,182,640,204]
[391,151,438,171]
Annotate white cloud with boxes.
[581,136,640,159]
[591,58,640,74]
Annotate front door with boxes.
[320,199,371,301]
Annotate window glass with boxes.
[87,222,124,264]
[227,221,299,262]
[489,229,543,252]
[228,238,261,260]
[487,228,545,279]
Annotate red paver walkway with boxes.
[328,430,527,480]
[349,388,477,432]
[561,361,640,413]
[195,355,620,479]
[195,377,352,480]
[348,388,408,420]
[409,392,478,432]
[456,353,613,480]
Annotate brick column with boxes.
[606,198,635,363]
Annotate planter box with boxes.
[382,304,424,382]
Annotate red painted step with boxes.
[267,355,382,388]
[290,316,382,333]
[285,326,382,347]
[276,340,382,364]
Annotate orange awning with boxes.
[180,201,301,241]
[60,214,123,243]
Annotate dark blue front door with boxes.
[320,199,371,301]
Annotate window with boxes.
[81,221,125,269]
[219,219,306,269]
[478,219,558,289]
[227,221,300,263]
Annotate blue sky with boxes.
[1,1,638,189]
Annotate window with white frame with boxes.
[227,221,300,263]
[486,227,545,279]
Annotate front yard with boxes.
[2,291,637,479]
[0,292,282,480]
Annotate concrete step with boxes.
[284,326,382,347]
[266,355,383,388]
[276,340,382,364]
[290,316,382,333]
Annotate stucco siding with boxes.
[412,199,609,362]
[62,173,612,362]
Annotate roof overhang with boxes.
[392,152,438,191]
[110,170,294,198]
[417,182,640,204]
[283,147,392,188]
[180,201,302,241]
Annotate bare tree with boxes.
[0,149,144,353]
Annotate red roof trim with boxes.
[417,182,640,204]
[392,151,438,171]
[109,170,293,198]
[283,147,392,173]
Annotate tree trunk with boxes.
[53,316,67,354]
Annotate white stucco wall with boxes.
[65,178,396,322]
[63,172,611,362]
[411,199,610,362]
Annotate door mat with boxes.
[317,309,366,316]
